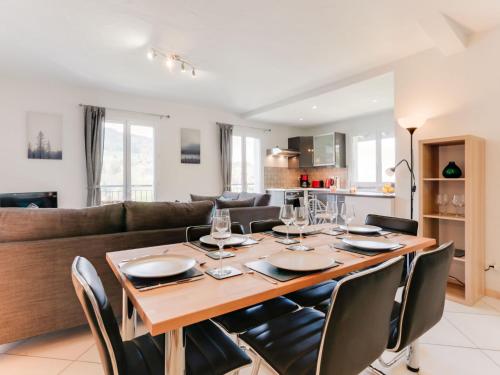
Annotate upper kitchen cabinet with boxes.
[288,136,314,168]
[313,133,346,167]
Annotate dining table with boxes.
[106,225,436,375]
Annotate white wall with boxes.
[303,110,396,186]
[0,76,295,207]
[394,27,500,292]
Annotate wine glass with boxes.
[293,206,310,251]
[279,204,295,244]
[210,216,232,277]
[214,208,230,219]
[340,203,355,238]
[452,194,465,217]
[325,199,338,234]
[436,193,449,215]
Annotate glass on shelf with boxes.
[436,193,449,215]
[451,194,465,217]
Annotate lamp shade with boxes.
[385,167,396,177]
[397,116,426,130]
[271,146,282,155]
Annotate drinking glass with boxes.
[210,216,232,277]
[452,194,465,217]
[325,199,338,232]
[214,208,230,219]
[279,204,295,244]
[436,193,449,215]
[340,203,355,238]
[293,206,309,250]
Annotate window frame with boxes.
[351,130,395,188]
[101,112,158,203]
[231,130,263,193]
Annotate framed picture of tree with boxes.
[27,112,63,160]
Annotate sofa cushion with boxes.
[124,201,214,232]
[239,192,271,207]
[190,194,220,203]
[0,204,125,243]
[215,198,255,209]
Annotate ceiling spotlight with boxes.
[191,68,196,78]
[165,55,174,70]
[312,105,318,110]
[181,62,186,72]
[147,49,156,60]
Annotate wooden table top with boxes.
[107,229,436,336]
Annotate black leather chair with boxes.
[249,219,283,233]
[186,222,245,241]
[186,223,298,335]
[250,219,338,307]
[71,256,252,375]
[380,241,455,372]
[240,257,405,375]
[366,214,419,286]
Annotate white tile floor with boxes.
[1,297,500,375]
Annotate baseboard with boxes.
[485,288,500,299]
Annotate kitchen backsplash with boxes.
[264,166,349,189]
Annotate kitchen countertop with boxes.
[265,187,395,199]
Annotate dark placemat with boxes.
[334,242,404,256]
[190,237,259,252]
[454,249,465,258]
[126,267,203,291]
[245,260,339,282]
[264,230,321,239]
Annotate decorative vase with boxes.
[442,161,462,178]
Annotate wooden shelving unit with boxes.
[419,135,485,305]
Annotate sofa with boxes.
[190,191,280,232]
[0,201,214,344]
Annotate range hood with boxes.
[269,146,300,158]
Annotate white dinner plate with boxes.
[200,234,247,247]
[339,224,382,234]
[267,251,337,272]
[342,238,400,251]
[121,254,196,278]
[272,225,322,235]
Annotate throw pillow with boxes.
[190,194,220,203]
[215,197,255,209]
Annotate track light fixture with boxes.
[147,48,197,78]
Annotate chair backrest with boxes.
[365,214,418,236]
[391,242,454,351]
[317,256,404,375]
[307,198,327,224]
[71,256,125,375]
[186,223,244,242]
[249,219,283,233]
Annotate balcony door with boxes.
[101,117,156,204]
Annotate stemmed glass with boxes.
[279,204,296,244]
[289,206,310,251]
[436,193,449,215]
[340,203,355,238]
[452,194,465,217]
[210,216,232,278]
[214,208,230,219]
[325,199,338,234]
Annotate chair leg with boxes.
[250,356,262,375]
[406,340,420,372]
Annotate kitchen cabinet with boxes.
[313,133,346,167]
[288,136,313,168]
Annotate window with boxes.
[352,131,395,186]
[101,120,155,204]
[231,135,261,192]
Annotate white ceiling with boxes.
[252,73,394,126]
[1,0,500,123]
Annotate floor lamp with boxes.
[386,117,426,220]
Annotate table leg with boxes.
[121,290,136,341]
[165,328,186,375]
[406,340,420,372]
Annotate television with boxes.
[0,192,58,208]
